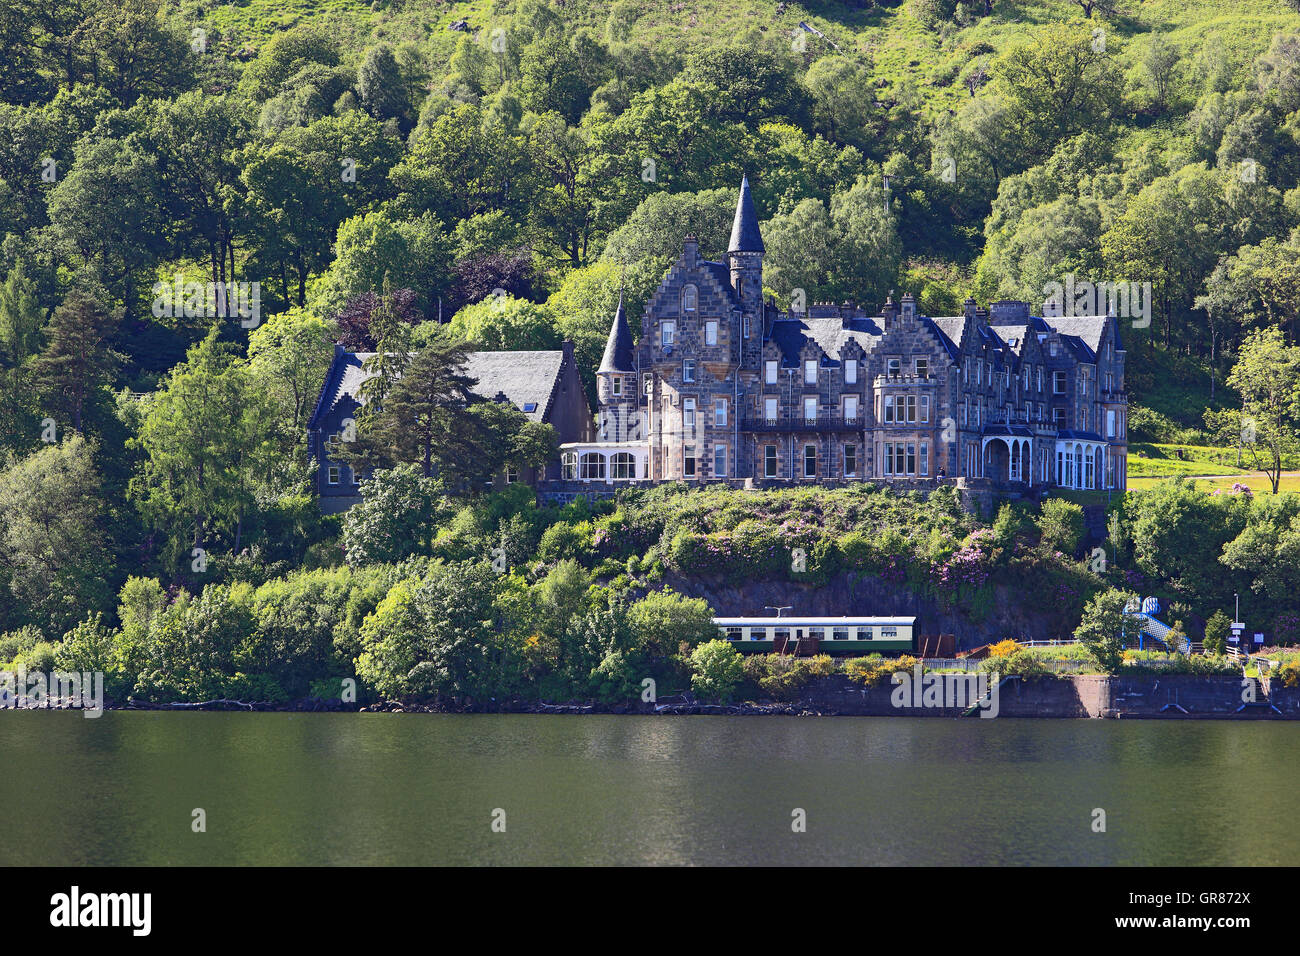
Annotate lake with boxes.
[2,713,1296,865]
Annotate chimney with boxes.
[562,338,575,360]
[683,234,698,266]
[901,292,916,323]
[882,293,899,329]
[964,297,977,321]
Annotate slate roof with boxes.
[768,316,882,366]
[1057,429,1106,442]
[598,292,636,374]
[727,174,765,253]
[1041,315,1110,356]
[700,260,743,311]
[925,316,964,362]
[308,346,566,428]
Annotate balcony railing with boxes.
[741,417,865,433]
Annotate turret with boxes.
[728,174,764,366]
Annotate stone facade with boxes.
[563,177,1128,493]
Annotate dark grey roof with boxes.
[727,174,765,253]
[768,316,881,367]
[310,347,565,427]
[923,316,963,362]
[700,260,743,311]
[1057,429,1105,442]
[982,424,1034,438]
[1041,315,1108,355]
[598,292,635,374]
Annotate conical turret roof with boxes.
[727,174,765,253]
[598,290,635,374]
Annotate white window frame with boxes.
[714,399,727,427]
[845,359,857,384]
[661,320,675,347]
[804,359,817,385]
[705,320,718,346]
[765,360,778,384]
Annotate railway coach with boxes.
[712,616,916,656]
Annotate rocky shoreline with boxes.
[8,672,1297,719]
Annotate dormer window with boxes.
[915,357,928,378]
[682,285,698,312]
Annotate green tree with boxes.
[356,561,501,702]
[132,330,274,563]
[357,44,410,123]
[0,259,42,365]
[1036,498,1085,555]
[30,289,121,435]
[1203,609,1231,655]
[1205,326,1300,494]
[341,465,451,566]
[689,639,745,702]
[246,308,336,451]
[0,435,112,634]
[447,295,561,351]
[1074,587,1137,674]
[628,588,717,657]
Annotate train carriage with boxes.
[712,616,916,656]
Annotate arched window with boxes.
[610,453,636,480]
[580,453,606,480]
[561,452,578,480]
[682,284,698,312]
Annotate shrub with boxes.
[844,654,918,687]
[537,520,592,564]
[1074,588,1137,674]
[979,649,1050,680]
[1203,610,1231,656]
[0,625,43,665]
[987,639,1021,658]
[688,640,745,703]
[627,588,716,656]
[1038,498,1085,556]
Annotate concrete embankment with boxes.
[795,674,1299,718]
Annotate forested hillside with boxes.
[1,0,1300,699]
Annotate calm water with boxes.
[1,713,1296,865]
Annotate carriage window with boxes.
[808,627,824,641]
[857,627,873,640]
[773,627,790,643]
[725,627,742,641]
[750,627,767,641]
[832,627,849,641]
[881,626,898,638]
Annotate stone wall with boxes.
[789,674,1298,719]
